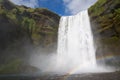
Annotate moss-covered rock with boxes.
[89,0,120,66]
[0,0,60,52]
[0,58,39,74]
[0,0,60,73]
[89,0,120,38]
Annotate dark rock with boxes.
[0,0,60,73]
[89,0,120,66]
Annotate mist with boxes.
[29,48,115,75]
[30,51,57,73]
[29,10,116,75]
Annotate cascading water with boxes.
[56,10,97,73]
[31,9,114,74]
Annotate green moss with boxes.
[0,0,60,71]
[7,12,16,20]
[89,0,120,17]
[89,0,120,34]
[27,8,35,12]
[0,0,3,3]
[0,59,22,74]
[22,17,36,34]
[113,8,120,26]
[89,0,107,17]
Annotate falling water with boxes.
[31,10,115,74]
[57,10,97,73]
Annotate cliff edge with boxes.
[0,0,60,74]
[89,0,120,66]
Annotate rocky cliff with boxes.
[89,0,120,66]
[0,0,60,74]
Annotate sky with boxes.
[10,0,97,16]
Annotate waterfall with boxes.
[31,10,114,74]
[57,10,97,73]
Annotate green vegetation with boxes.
[22,17,36,35]
[0,59,22,74]
[114,8,120,33]
[0,0,3,3]
[89,0,120,37]
[89,0,106,17]
[89,0,120,66]
[0,0,59,47]
[89,0,120,18]
[0,0,60,74]
[0,58,39,74]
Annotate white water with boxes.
[31,10,115,74]
[56,10,97,73]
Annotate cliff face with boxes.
[0,0,60,73]
[89,0,120,66]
